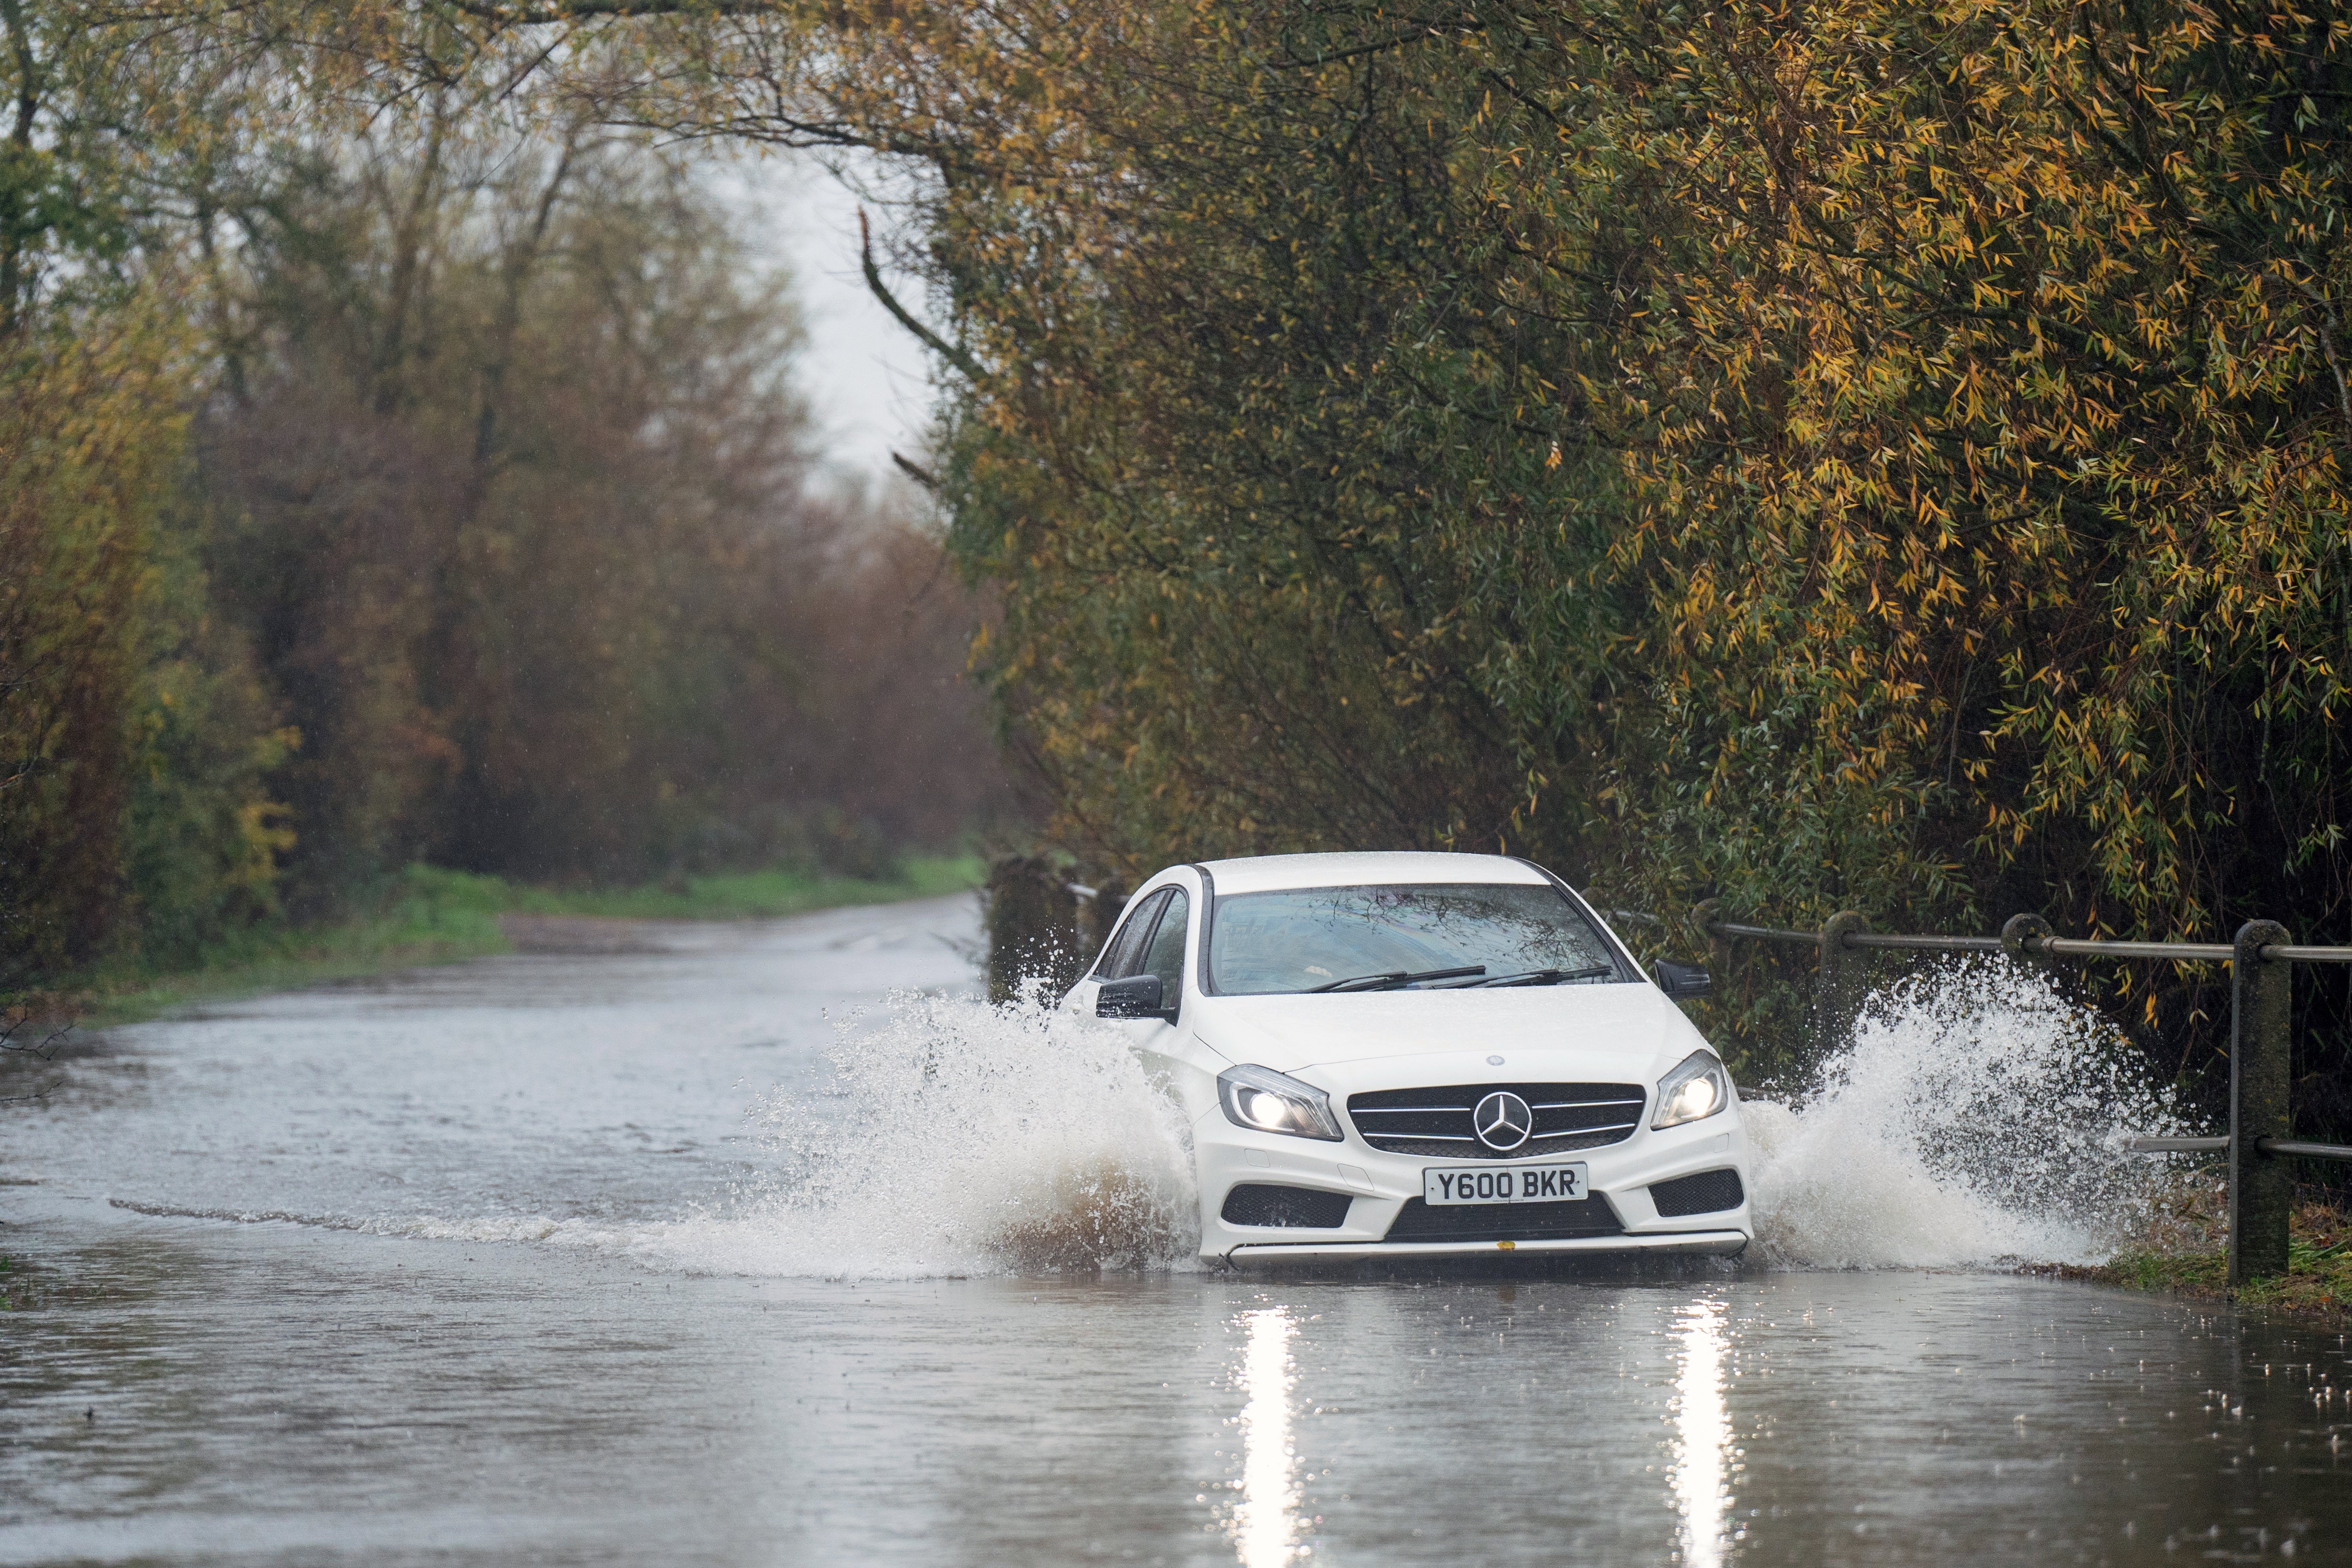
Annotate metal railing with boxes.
[1685,901,2352,1286]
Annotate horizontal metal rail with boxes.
[1696,920,2352,965]
[1706,921,1818,943]
[1844,933,2003,954]
[2264,1139,2352,1161]
[2028,936,2235,961]
[2136,1142,2352,1166]
[2124,1134,2352,1162]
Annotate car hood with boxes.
[1188,983,1698,1077]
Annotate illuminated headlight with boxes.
[1216,1064,1343,1141]
[1651,1050,1731,1129]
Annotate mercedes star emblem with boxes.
[1473,1090,1533,1152]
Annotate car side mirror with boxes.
[1655,960,1711,1001]
[1096,973,1173,1020]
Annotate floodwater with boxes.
[2,895,2348,1566]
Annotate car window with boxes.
[1095,889,1171,980]
[1206,882,1622,995]
[1138,889,1189,1003]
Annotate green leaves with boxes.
[844,0,2349,1101]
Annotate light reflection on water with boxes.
[1233,1308,1302,1567]
[1673,1296,1731,1568]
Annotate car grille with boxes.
[1346,1082,1647,1158]
[1383,1195,1625,1244]
[1220,1184,1355,1228]
[1648,1168,1745,1217]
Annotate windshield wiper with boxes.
[1308,965,1486,993]
[1462,964,1615,988]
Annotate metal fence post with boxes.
[1816,910,1869,1051]
[2228,919,2293,1286]
[984,855,1081,1004]
[2000,913,2053,969]
[1690,899,1735,977]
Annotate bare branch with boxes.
[440,0,783,24]
[2294,277,2352,441]
[0,1011,69,1101]
[0,1013,71,1062]
[860,206,984,383]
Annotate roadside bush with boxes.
[815,0,2352,1122]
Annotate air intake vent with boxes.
[1383,1195,1624,1244]
[1648,1168,1745,1217]
[1346,1082,1646,1158]
[1220,1184,1354,1228]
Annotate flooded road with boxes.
[3,895,2348,1565]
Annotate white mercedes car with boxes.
[1065,851,1752,1266]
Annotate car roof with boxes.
[1191,851,1554,896]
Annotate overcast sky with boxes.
[723,152,939,496]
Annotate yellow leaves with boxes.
[232,799,298,889]
[890,0,2352,957]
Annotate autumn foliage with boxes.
[9,0,2352,1131]
[745,0,2352,1107]
[0,3,1008,986]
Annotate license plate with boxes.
[1423,1163,1588,1205]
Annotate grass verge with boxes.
[29,854,983,1029]
[2043,1202,2350,1321]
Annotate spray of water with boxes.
[680,960,2186,1278]
[626,985,1201,1279]
[334,961,2188,1278]
[1749,960,2195,1269]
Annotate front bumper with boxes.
[1197,1098,1752,1265]
[1227,1230,1749,1264]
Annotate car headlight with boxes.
[1651,1050,1731,1129]
[1216,1064,1343,1141]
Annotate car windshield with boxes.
[1206,882,1623,995]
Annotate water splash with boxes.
[1748,961,2195,1269]
[633,986,1201,1278]
[333,962,2186,1278]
